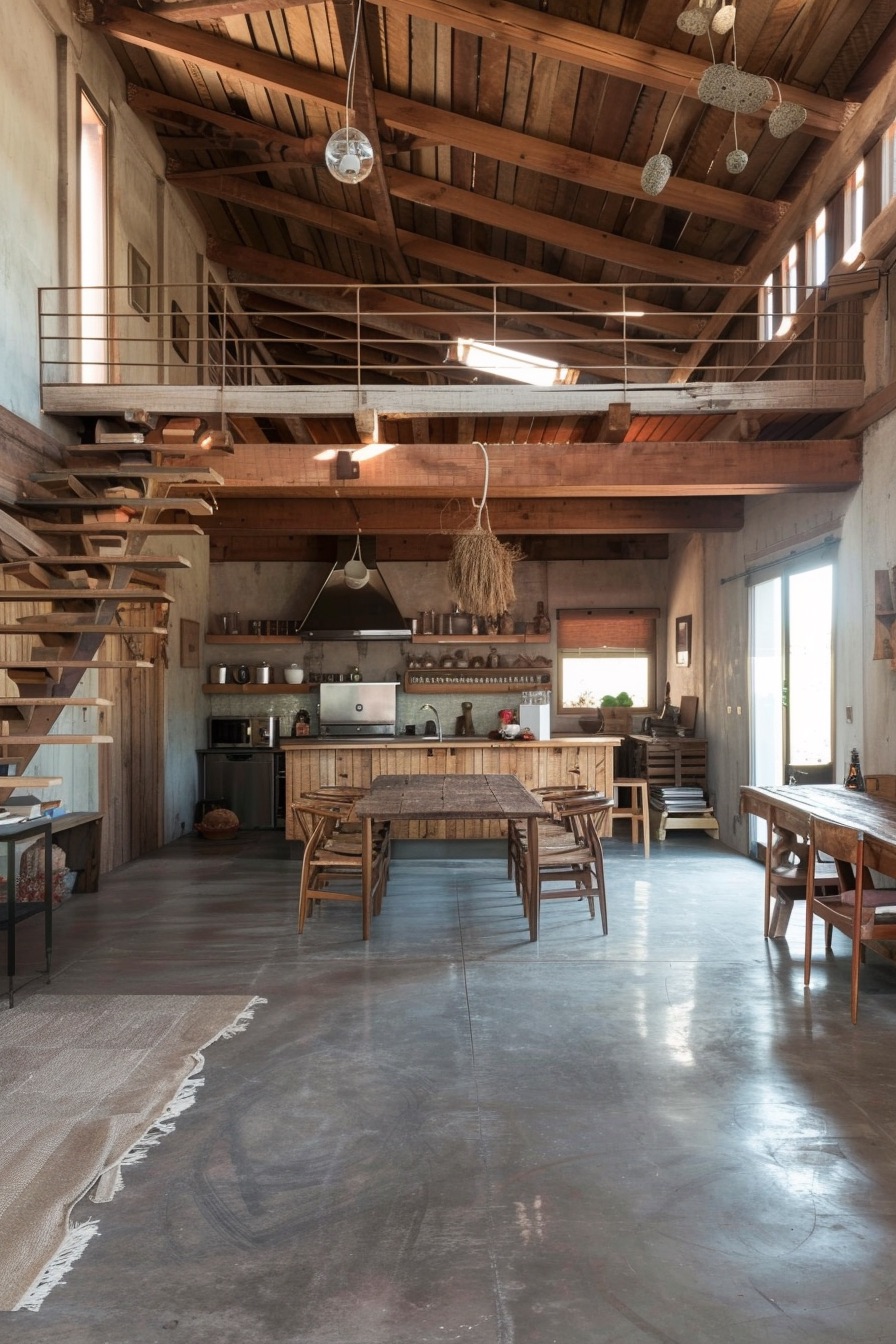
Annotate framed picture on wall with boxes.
[675,615,692,667]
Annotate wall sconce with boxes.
[335,450,360,479]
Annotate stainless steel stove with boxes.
[317,682,397,739]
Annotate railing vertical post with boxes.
[356,287,362,389]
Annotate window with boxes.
[78,90,107,382]
[805,207,828,291]
[883,121,896,208]
[759,273,776,343]
[557,609,657,714]
[454,338,576,386]
[777,244,799,335]
[843,159,865,263]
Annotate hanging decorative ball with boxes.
[698,64,772,114]
[711,2,737,32]
[676,6,710,35]
[726,147,749,174]
[768,101,808,138]
[641,153,673,196]
[324,127,375,183]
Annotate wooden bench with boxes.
[48,812,103,893]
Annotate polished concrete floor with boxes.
[6,829,896,1343]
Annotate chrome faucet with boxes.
[418,702,442,742]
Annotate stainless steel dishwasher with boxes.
[199,750,281,828]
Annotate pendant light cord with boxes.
[344,1,364,130]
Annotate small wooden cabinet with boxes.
[627,734,719,841]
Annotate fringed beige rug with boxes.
[0,993,265,1311]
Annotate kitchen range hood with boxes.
[299,537,411,640]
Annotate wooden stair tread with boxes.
[0,660,153,669]
[0,698,113,706]
[34,467,223,484]
[0,590,173,601]
[31,523,205,534]
[64,444,227,456]
[0,734,113,745]
[0,554,191,569]
[17,498,214,514]
[0,777,63,787]
[0,625,167,635]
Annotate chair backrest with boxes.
[810,818,863,887]
[291,797,351,842]
[555,796,613,845]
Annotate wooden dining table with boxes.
[740,784,896,933]
[354,773,548,940]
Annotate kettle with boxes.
[254,661,271,684]
[209,662,228,684]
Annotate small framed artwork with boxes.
[180,618,200,668]
[675,615,692,668]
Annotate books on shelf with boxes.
[649,785,714,816]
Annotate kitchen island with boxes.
[283,736,620,840]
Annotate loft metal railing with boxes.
[37,280,865,392]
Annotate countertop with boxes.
[282,735,622,748]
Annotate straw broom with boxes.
[447,443,523,618]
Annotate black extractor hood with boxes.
[299,538,411,641]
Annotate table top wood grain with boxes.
[740,784,896,847]
[354,773,547,822]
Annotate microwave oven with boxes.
[208,716,280,749]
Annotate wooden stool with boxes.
[612,778,650,857]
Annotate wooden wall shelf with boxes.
[410,633,550,646]
[205,634,303,645]
[874,569,896,662]
[403,670,551,695]
[202,682,309,694]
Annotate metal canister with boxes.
[209,662,228,684]
[254,661,272,684]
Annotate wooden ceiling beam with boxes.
[203,495,746,534]
[148,0,322,20]
[372,0,855,139]
[207,532,672,562]
[167,162,701,337]
[162,439,861,497]
[107,7,777,248]
[383,168,739,286]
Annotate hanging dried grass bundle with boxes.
[447,443,523,618]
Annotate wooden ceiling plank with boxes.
[148,1,323,19]
[371,0,855,138]
[115,8,784,234]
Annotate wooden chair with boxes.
[611,777,650,857]
[804,818,896,1023]
[764,822,839,938]
[293,798,391,936]
[516,796,613,931]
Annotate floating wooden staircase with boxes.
[0,436,219,797]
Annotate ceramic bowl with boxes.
[284,666,304,684]
[500,724,523,739]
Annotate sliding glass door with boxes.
[748,561,834,849]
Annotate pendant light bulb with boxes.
[325,126,374,183]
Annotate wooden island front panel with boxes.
[284,738,620,840]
